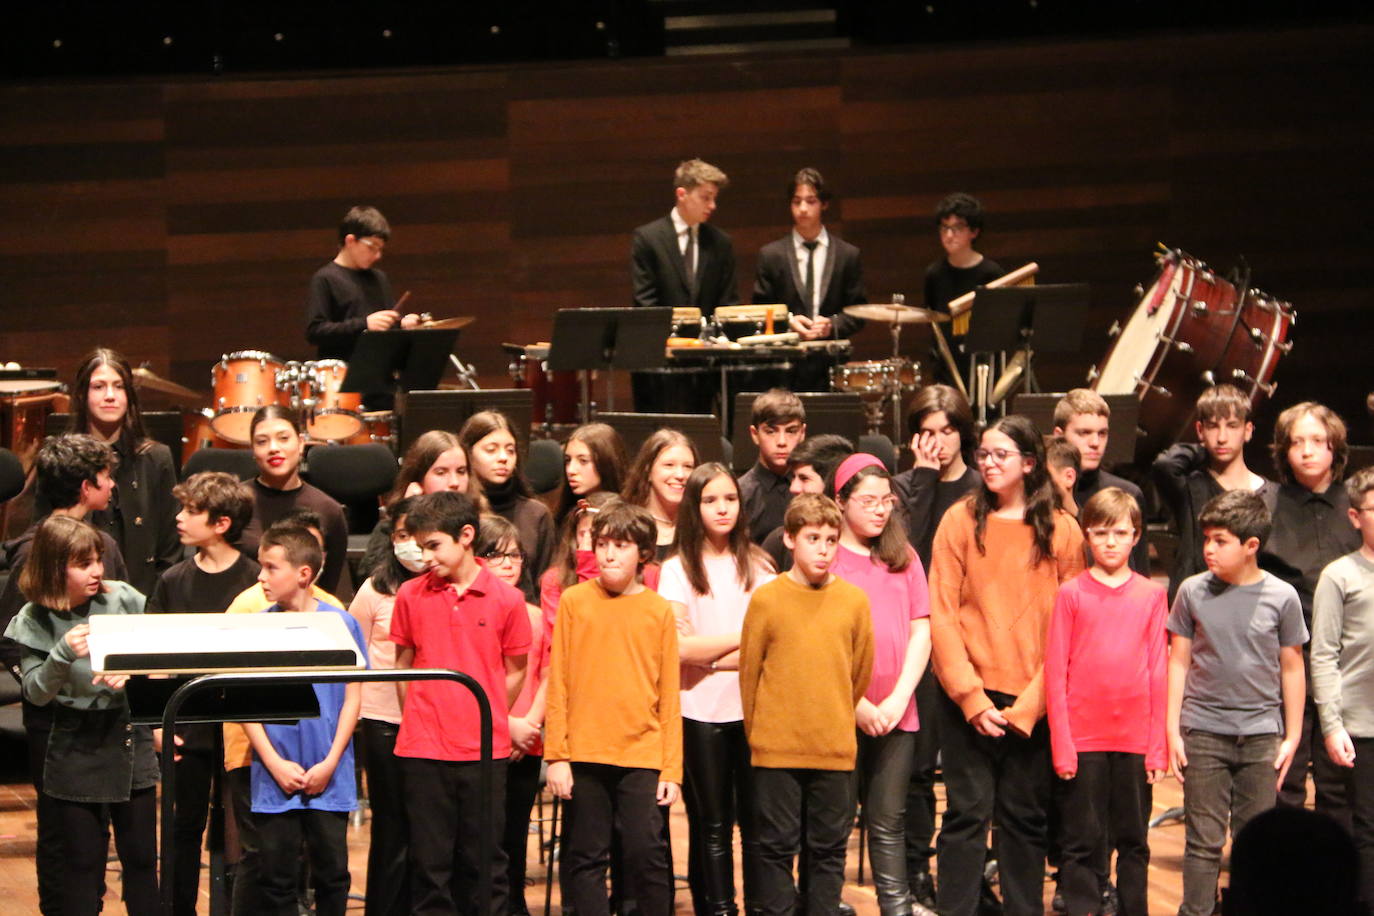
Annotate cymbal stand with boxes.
[448,354,481,390]
[887,297,907,446]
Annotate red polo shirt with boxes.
[391,566,532,761]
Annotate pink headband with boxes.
[833,452,884,495]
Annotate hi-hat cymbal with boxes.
[418,316,476,330]
[843,303,950,324]
[132,367,206,406]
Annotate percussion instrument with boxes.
[347,411,398,452]
[302,359,364,442]
[1,371,66,537]
[670,307,703,339]
[132,367,206,407]
[506,343,579,428]
[180,408,232,466]
[715,304,788,340]
[210,351,287,444]
[842,303,951,324]
[831,359,920,399]
[417,314,477,331]
[1090,247,1295,456]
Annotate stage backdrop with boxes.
[3,22,1371,449]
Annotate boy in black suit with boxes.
[630,158,737,312]
[753,167,867,389]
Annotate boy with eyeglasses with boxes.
[922,193,1002,383]
[1311,465,1374,908]
[1046,488,1168,916]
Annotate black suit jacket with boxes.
[752,232,867,338]
[630,216,738,310]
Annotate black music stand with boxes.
[596,412,726,464]
[965,284,1091,414]
[342,326,463,396]
[547,308,673,422]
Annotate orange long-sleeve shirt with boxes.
[928,502,1084,737]
[544,579,683,783]
[738,573,874,770]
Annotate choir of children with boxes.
[6,351,1370,916]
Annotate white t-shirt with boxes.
[658,553,775,723]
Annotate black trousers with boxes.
[1058,752,1151,916]
[504,752,544,914]
[227,766,263,916]
[752,766,853,916]
[904,665,942,880]
[27,724,69,915]
[361,719,410,916]
[257,809,351,916]
[561,763,672,916]
[402,756,510,916]
[1351,738,1374,913]
[935,693,1052,916]
[683,719,758,916]
[170,745,215,916]
[856,729,916,915]
[54,785,160,916]
[1279,698,1351,830]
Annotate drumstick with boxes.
[947,262,1039,317]
[394,291,412,314]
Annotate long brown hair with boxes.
[556,423,629,520]
[68,348,153,453]
[458,410,532,500]
[668,463,772,596]
[389,430,465,503]
[19,515,107,610]
[621,428,699,508]
[833,463,912,573]
[967,415,1058,565]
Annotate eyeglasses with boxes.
[973,448,1028,465]
[849,495,897,513]
[938,220,971,235]
[482,550,524,566]
[1085,527,1136,541]
[358,238,385,254]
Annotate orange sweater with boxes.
[544,579,683,783]
[928,503,1084,737]
[738,574,874,770]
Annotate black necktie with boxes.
[685,228,698,303]
[802,240,819,316]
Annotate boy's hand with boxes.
[301,760,337,796]
[366,309,401,331]
[547,761,573,799]
[1273,737,1298,790]
[93,673,130,690]
[657,781,680,806]
[911,431,942,470]
[971,706,1008,738]
[855,699,888,737]
[1325,728,1357,768]
[64,623,91,658]
[1146,769,1167,785]
[1168,733,1188,783]
[267,758,307,794]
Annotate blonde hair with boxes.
[1053,388,1110,429]
[674,159,729,192]
[18,516,106,611]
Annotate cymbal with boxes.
[132,367,206,406]
[843,303,950,324]
[419,316,476,331]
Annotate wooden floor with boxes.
[0,736,1215,916]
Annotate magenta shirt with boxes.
[832,543,930,731]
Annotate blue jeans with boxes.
[1179,729,1279,916]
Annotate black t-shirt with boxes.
[894,465,981,570]
[239,480,350,596]
[304,260,393,361]
[923,257,1005,324]
[147,551,261,614]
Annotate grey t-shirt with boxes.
[1311,550,1374,739]
[1167,570,1308,736]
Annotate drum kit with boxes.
[832,296,950,440]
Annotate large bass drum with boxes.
[1090,247,1294,458]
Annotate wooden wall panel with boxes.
[2,23,1371,446]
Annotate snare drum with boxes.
[831,359,920,399]
[304,359,364,442]
[1090,248,1294,455]
[347,411,398,453]
[211,350,287,444]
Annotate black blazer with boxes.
[752,232,867,338]
[630,215,738,310]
